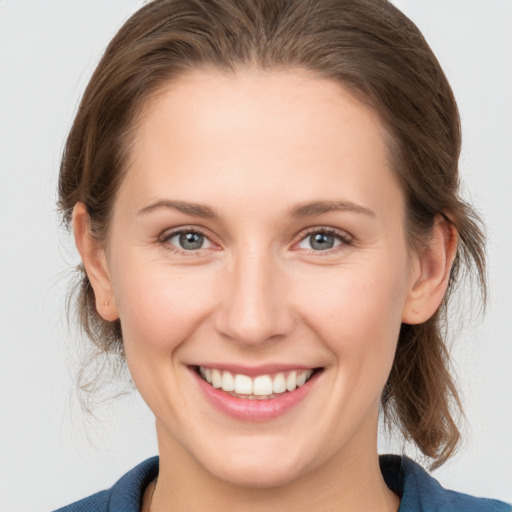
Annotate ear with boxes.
[402,217,458,325]
[72,202,119,321]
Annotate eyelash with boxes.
[296,227,353,254]
[158,226,353,256]
[159,227,214,257]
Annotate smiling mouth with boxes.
[195,366,320,400]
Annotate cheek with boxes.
[111,257,218,353]
[293,253,408,375]
[109,257,221,416]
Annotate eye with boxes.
[163,229,213,252]
[296,229,350,251]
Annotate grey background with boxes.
[0,1,511,510]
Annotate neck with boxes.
[148,421,399,512]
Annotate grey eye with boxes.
[298,231,343,251]
[166,231,212,251]
[310,233,335,250]
[179,232,204,250]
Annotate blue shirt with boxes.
[53,455,511,511]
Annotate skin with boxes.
[74,69,456,512]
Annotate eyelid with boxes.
[158,225,218,255]
[157,225,353,255]
[293,226,354,252]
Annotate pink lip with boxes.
[190,366,321,421]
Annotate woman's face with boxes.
[101,69,420,487]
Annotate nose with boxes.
[214,247,294,348]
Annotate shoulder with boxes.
[380,455,511,512]
[52,490,110,512]
[52,456,159,512]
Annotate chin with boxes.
[192,434,320,489]
[208,456,308,489]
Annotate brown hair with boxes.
[58,0,486,468]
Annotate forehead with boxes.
[134,67,388,157]
[122,68,402,218]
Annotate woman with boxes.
[52,0,510,510]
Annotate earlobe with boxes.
[72,203,119,322]
[402,217,458,325]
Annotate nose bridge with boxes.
[215,242,292,346]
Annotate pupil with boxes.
[179,232,203,250]
[310,233,334,250]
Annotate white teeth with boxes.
[221,371,235,392]
[273,373,287,394]
[296,371,307,387]
[286,371,297,391]
[199,367,316,398]
[253,375,273,396]
[234,374,253,394]
[211,369,222,388]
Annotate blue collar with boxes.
[59,454,510,511]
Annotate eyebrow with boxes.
[137,198,375,219]
[137,200,216,218]
[289,200,376,218]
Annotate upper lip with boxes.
[191,363,320,377]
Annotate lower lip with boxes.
[191,368,321,421]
